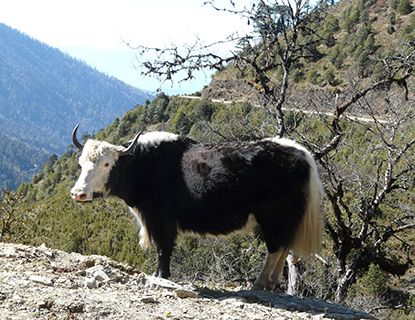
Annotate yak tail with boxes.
[291,152,324,258]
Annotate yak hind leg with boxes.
[268,247,289,292]
[252,249,285,291]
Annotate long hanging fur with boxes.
[271,138,324,257]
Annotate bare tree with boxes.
[132,0,415,304]
[306,95,414,302]
[134,0,330,136]
[305,48,415,302]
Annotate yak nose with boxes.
[71,191,89,202]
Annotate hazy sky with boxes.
[0,0,251,94]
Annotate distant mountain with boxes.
[0,23,151,189]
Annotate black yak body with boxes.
[71,130,323,290]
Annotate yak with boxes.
[70,125,323,291]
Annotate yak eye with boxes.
[104,163,110,167]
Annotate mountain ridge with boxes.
[0,23,151,188]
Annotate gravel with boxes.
[0,243,373,320]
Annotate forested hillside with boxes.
[203,0,415,101]
[0,23,150,189]
[1,0,415,319]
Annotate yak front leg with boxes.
[155,243,174,278]
[154,220,177,279]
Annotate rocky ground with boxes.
[0,243,373,320]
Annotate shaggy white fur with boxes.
[269,137,324,257]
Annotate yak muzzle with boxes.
[70,191,92,202]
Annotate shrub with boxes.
[171,234,266,284]
[306,69,322,85]
[397,0,413,15]
[356,264,389,297]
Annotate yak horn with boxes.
[72,124,84,150]
[122,131,142,155]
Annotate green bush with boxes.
[400,15,415,41]
[343,5,360,33]
[306,69,322,85]
[171,234,266,284]
[397,0,413,15]
[355,264,389,297]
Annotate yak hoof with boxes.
[251,283,266,291]
[154,270,170,279]
[251,282,279,291]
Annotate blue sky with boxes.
[0,0,251,94]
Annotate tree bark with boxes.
[335,267,356,303]
[287,253,302,295]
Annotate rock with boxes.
[85,265,110,282]
[67,302,85,313]
[85,277,98,289]
[37,243,54,258]
[2,246,17,258]
[219,297,247,309]
[175,289,198,299]
[146,275,182,289]
[37,299,53,310]
[75,270,87,276]
[105,268,127,283]
[135,272,147,285]
[140,296,159,304]
[0,292,7,301]
[29,275,54,286]
[84,264,128,283]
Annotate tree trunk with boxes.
[287,253,302,295]
[335,268,356,303]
